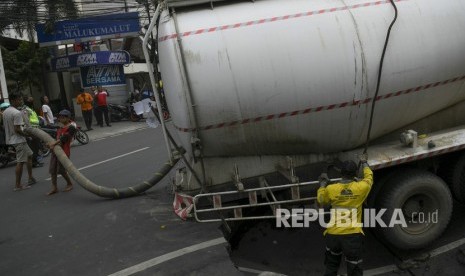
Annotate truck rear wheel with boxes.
[440,153,465,203]
[366,170,395,208]
[376,169,452,250]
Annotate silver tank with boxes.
[158,0,465,157]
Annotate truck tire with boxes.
[440,153,465,203]
[366,170,395,208]
[376,169,452,250]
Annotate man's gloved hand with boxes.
[359,153,368,164]
[359,153,370,168]
[318,173,330,188]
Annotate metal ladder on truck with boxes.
[193,159,341,223]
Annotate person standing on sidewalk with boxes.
[47,109,75,196]
[91,86,99,126]
[76,88,94,131]
[2,93,37,191]
[41,95,54,126]
[94,86,111,127]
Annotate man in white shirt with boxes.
[41,95,54,125]
[3,93,37,191]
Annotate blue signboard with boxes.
[36,12,140,47]
[80,65,126,87]
[51,51,131,71]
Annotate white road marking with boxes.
[117,236,465,276]
[237,266,268,274]
[429,237,465,257]
[365,237,465,276]
[45,147,150,180]
[365,264,399,276]
[87,127,147,142]
[108,237,226,276]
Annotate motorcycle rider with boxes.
[22,96,44,167]
[0,102,10,146]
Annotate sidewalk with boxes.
[74,119,149,141]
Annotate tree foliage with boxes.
[1,42,49,93]
[0,0,78,41]
[43,0,79,35]
[0,0,78,94]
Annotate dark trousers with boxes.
[97,106,110,126]
[324,234,363,276]
[27,136,41,165]
[82,109,93,130]
[93,105,100,125]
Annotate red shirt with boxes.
[56,125,75,156]
[96,91,109,106]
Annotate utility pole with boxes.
[124,0,129,12]
[145,1,156,62]
[0,47,9,102]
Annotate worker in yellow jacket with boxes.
[23,96,43,167]
[317,156,373,276]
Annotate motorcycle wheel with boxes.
[0,147,9,168]
[75,129,89,145]
[111,115,122,122]
[38,141,51,157]
[130,111,142,122]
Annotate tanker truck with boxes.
[143,0,465,251]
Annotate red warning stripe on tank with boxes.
[159,0,407,42]
[173,75,465,133]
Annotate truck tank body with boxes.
[157,0,465,158]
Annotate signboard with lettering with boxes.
[51,51,131,71]
[36,12,140,47]
[80,65,126,87]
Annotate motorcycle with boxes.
[108,103,142,122]
[0,140,50,168]
[41,122,89,145]
[0,144,16,168]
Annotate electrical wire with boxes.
[363,0,398,154]
[0,0,155,23]
[362,2,417,275]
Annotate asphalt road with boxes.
[230,202,465,275]
[0,124,239,276]
[2,122,465,276]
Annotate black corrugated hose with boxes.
[363,4,416,275]
[363,0,398,154]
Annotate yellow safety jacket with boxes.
[26,106,40,127]
[317,166,373,235]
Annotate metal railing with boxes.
[193,178,341,222]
